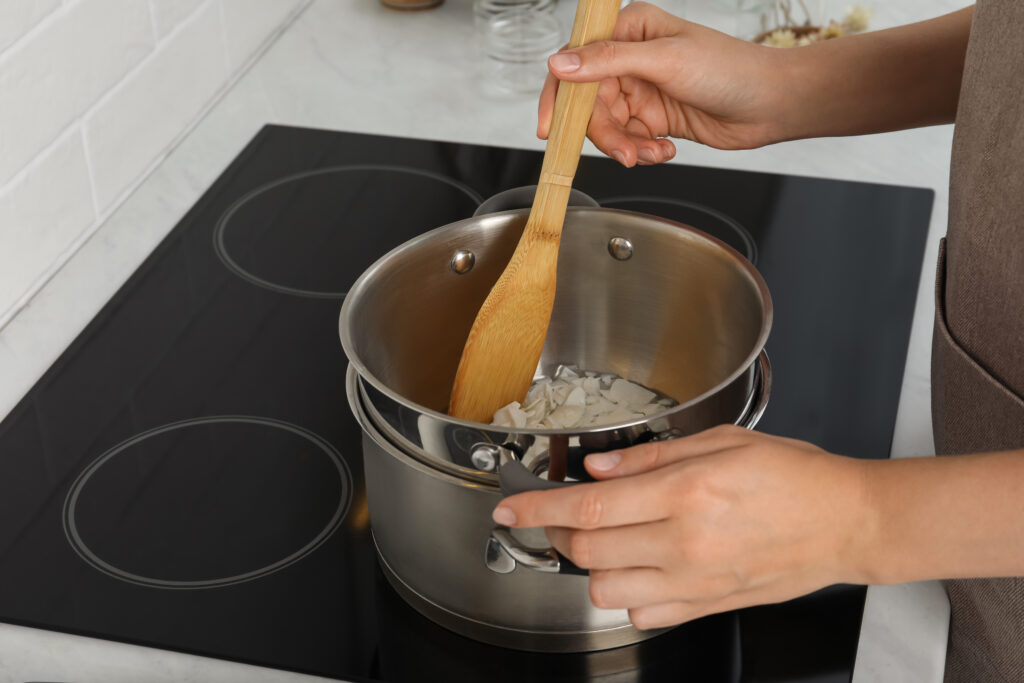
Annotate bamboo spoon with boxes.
[448,0,622,423]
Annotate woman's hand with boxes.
[538,2,794,166]
[539,3,974,166]
[491,425,876,630]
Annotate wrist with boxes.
[833,455,887,585]
[757,44,822,144]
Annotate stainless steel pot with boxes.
[347,365,663,652]
[339,207,773,485]
[341,204,773,651]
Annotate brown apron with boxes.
[932,0,1024,680]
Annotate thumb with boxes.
[547,39,675,84]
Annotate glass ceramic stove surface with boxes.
[0,125,933,682]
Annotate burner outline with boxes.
[597,195,758,264]
[213,165,484,299]
[62,415,353,590]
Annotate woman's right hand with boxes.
[539,1,795,166]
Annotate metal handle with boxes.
[482,444,585,575]
[485,527,586,576]
[470,441,579,495]
[736,349,771,430]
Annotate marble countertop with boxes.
[0,0,969,680]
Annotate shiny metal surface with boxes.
[348,366,661,651]
[470,443,501,471]
[376,545,655,652]
[449,249,475,274]
[488,527,561,573]
[339,207,772,477]
[484,534,517,574]
[607,236,634,261]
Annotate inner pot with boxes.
[340,207,772,475]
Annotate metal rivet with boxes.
[607,237,634,261]
[471,443,501,471]
[450,250,476,274]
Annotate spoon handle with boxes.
[446,0,622,423]
[528,0,621,231]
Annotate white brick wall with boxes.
[0,0,309,329]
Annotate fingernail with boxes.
[587,451,621,471]
[611,150,627,166]
[549,52,581,72]
[492,506,517,526]
[639,148,657,164]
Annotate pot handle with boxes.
[485,527,587,576]
[485,444,586,575]
[736,349,771,430]
[499,457,575,495]
[470,441,580,495]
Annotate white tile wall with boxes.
[0,0,155,188]
[84,2,229,212]
[150,0,207,39]
[0,0,309,330]
[0,129,94,308]
[0,0,61,53]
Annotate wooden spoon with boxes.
[448,0,622,423]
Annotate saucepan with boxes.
[338,194,772,652]
[340,203,772,489]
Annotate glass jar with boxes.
[474,0,565,96]
[380,0,444,10]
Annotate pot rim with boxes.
[339,206,773,435]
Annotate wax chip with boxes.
[490,366,677,429]
[492,402,528,428]
[607,379,657,411]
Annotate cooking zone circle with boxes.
[598,196,757,263]
[214,165,483,298]
[62,416,352,589]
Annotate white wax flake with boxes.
[492,402,528,428]
[607,378,657,411]
[490,366,678,429]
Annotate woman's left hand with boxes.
[491,425,877,629]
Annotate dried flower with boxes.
[756,1,869,47]
[843,4,872,32]
[762,28,797,48]
[819,20,846,39]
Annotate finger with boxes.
[584,424,754,479]
[537,71,559,139]
[657,137,677,161]
[611,2,687,43]
[617,130,677,166]
[587,101,637,166]
[545,520,673,570]
[589,96,674,167]
[493,473,670,529]
[628,601,700,630]
[547,37,680,86]
[624,118,666,165]
[588,567,678,610]
[637,137,677,165]
[631,578,817,630]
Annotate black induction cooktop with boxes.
[0,125,933,682]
